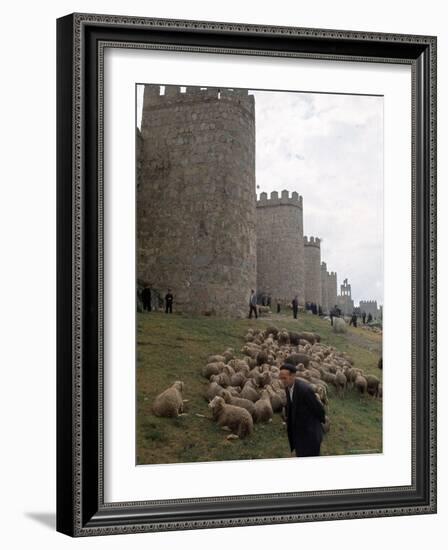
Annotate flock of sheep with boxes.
[152,324,382,442]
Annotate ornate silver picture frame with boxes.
[56,13,437,537]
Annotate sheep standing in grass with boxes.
[332,317,347,334]
[254,390,274,423]
[153,381,185,417]
[365,375,381,397]
[208,396,253,439]
[334,371,347,397]
[354,374,367,395]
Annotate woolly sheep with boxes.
[240,379,260,402]
[209,396,253,439]
[266,385,285,411]
[210,372,231,388]
[334,371,347,397]
[285,352,311,368]
[278,329,290,345]
[222,348,234,362]
[365,375,381,397]
[202,361,225,379]
[297,331,320,345]
[230,371,246,388]
[254,389,274,423]
[207,354,226,363]
[153,381,185,417]
[332,317,347,334]
[354,374,367,394]
[221,389,256,418]
[205,381,225,402]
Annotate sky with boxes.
[137,86,383,306]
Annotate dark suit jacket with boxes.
[285,379,326,457]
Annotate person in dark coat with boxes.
[279,364,326,457]
[291,295,299,319]
[165,289,174,314]
[141,286,152,312]
[367,312,373,323]
[362,311,366,324]
[349,311,358,327]
[248,289,258,319]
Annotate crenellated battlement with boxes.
[359,300,378,305]
[143,84,255,112]
[256,190,303,209]
[304,235,321,248]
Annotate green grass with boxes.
[136,311,382,464]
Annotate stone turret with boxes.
[327,271,338,312]
[337,277,354,315]
[304,236,322,306]
[359,300,379,318]
[256,190,304,304]
[137,85,256,317]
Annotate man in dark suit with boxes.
[279,364,326,457]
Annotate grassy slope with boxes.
[136,311,382,464]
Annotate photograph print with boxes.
[135,83,383,466]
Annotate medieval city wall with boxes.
[359,300,379,317]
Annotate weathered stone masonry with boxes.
[138,85,257,317]
[304,236,322,306]
[256,191,304,305]
[138,84,348,316]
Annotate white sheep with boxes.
[153,381,185,417]
[208,396,253,439]
[254,389,274,423]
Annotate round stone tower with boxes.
[138,84,257,317]
[256,190,304,305]
[320,262,329,313]
[304,236,322,306]
[327,271,338,311]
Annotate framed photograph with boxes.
[56,13,437,536]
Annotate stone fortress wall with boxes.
[256,191,304,304]
[359,300,380,318]
[138,84,379,316]
[138,84,257,316]
[303,236,322,306]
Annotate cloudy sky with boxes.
[137,86,383,306]
[251,89,383,306]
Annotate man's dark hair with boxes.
[280,363,297,374]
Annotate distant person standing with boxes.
[277,301,281,314]
[249,289,258,319]
[292,295,299,319]
[142,286,152,312]
[349,311,358,327]
[362,311,366,324]
[165,289,174,314]
[367,312,373,323]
